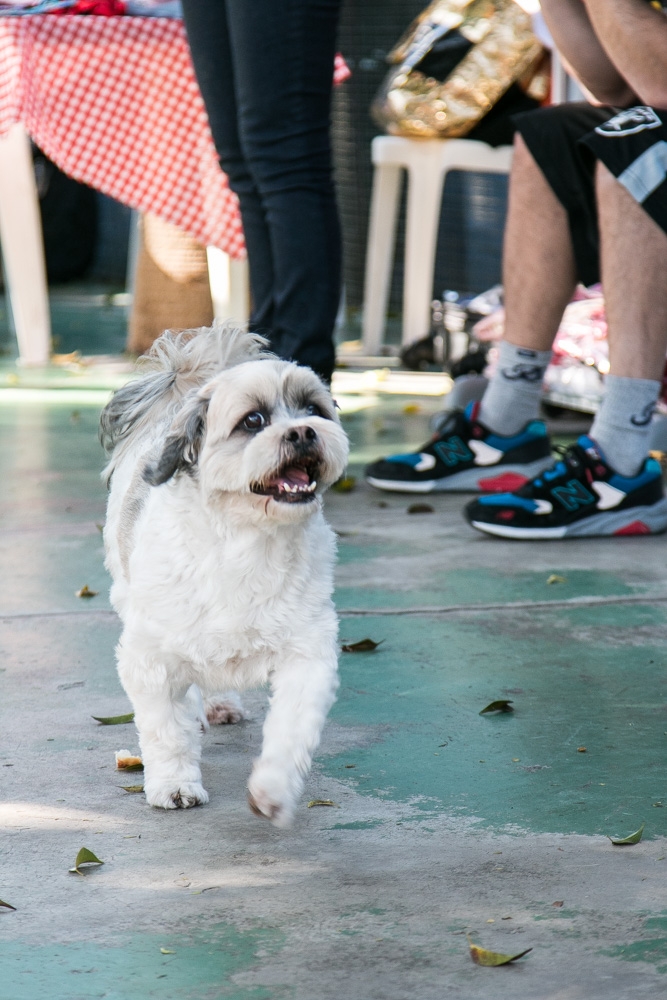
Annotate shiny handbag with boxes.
[372,0,545,139]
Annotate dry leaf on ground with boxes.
[92,713,134,726]
[0,899,16,910]
[121,785,144,793]
[608,823,645,846]
[69,847,104,875]
[75,585,98,599]
[407,503,435,514]
[332,476,356,493]
[546,574,567,585]
[341,638,384,653]
[479,700,514,715]
[467,935,532,967]
[115,749,144,771]
[307,800,338,808]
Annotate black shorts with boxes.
[512,103,667,285]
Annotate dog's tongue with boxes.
[270,465,310,489]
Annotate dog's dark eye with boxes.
[305,403,323,417]
[243,411,267,431]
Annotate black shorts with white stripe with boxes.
[582,106,667,238]
[511,103,667,286]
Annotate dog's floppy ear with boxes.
[143,389,211,486]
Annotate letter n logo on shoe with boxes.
[551,479,596,512]
[433,437,473,467]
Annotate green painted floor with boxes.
[2,346,667,998]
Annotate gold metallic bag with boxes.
[372,0,544,139]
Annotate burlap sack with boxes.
[127,212,214,355]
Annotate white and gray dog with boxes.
[100,324,349,826]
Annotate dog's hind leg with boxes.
[247,636,339,827]
[117,643,209,809]
[203,691,245,725]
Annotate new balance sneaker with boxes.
[365,402,554,493]
[465,435,667,539]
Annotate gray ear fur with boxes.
[143,392,210,486]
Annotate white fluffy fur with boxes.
[101,324,349,826]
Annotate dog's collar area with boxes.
[251,462,319,503]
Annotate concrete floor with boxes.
[2,372,667,1000]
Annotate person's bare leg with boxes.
[502,134,578,351]
[479,134,577,434]
[598,162,667,380]
[588,162,667,476]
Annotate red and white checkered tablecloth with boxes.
[0,15,247,257]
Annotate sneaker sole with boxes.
[470,496,667,539]
[367,456,554,494]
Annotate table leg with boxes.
[0,123,51,366]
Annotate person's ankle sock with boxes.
[477,341,553,436]
[590,374,661,477]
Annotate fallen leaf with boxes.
[407,503,434,514]
[92,713,134,726]
[552,901,564,908]
[121,785,144,793]
[115,749,144,771]
[307,800,338,808]
[69,847,105,875]
[467,935,532,967]
[160,948,175,955]
[608,822,645,846]
[95,523,104,534]
[52,351,82,366]
[479,700,514,715]
[577,747,587,753]
[0,899,16,911]
[75,585,98,599]
[341,638,384,653]
[546,574,567,585]
[332,476,356,493]
[402,403,421,414]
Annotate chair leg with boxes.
[0,123,50,366]
[362,161,402,355]
[206,246,250,325]
[402,156,445,346]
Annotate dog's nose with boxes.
[286,425,318,447]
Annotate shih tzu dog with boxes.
[100,324,349,826]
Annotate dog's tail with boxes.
[100,322,268,475]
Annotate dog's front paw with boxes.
[247,763,297,828]
[145,781,209,810]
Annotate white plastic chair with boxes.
[362,135,514,354]
[0,123,51,365]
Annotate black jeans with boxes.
[181,0,342,382]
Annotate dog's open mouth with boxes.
[251,462,319,503]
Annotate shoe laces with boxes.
[430,407,470,440]
[553,442,584,467]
